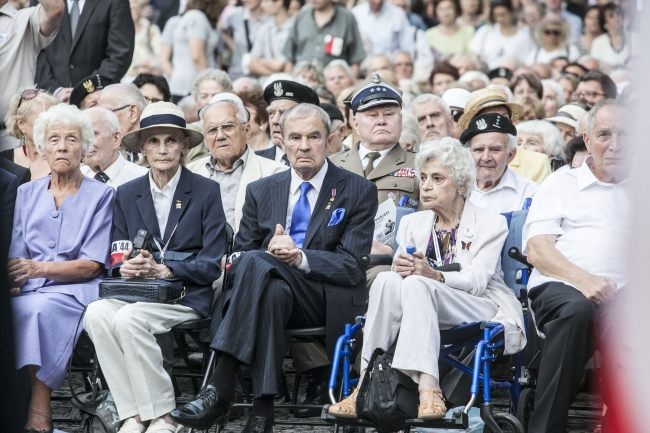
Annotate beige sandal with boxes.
[118,417,147,433]
[144,418,179,433]
[418,389,447,420]
[328,387,359,419]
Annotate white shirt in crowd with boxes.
[469,168,537,214]
[351,1,411,55]
[66,0,86,14]
[469,24,534,69]
[81,153,148,189]
[359,143,396,171]
[523,158,630,290]
[149,166,181,236]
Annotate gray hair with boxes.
[586,99,627,135]
[33,104,95,157]
[101,83,147,112]
[191,68,234,98]
[400,110,421,150]
[293,60,324,85]
[516,120,564,158]
[415,137,476,199]
[408,93,451,117]
[541,79,566,106]
[83,106,121,134]
[201,98,249,124]
[324,59,355,81]
[280,103,331,136]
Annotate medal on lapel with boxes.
[326,188,336,210]
[176,200,182,209]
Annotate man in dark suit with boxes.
[171,104,378,433]
[33,0,134,101]
[0,157,30,185]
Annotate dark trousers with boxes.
[211,251,325,398]
[527,282,597,433]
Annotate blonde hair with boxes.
[4,89,58,139]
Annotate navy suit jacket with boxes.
[0,168,18,262]
[34,0,135,90]
[0,158,29,185]
[112,167,226,317]
[235,161,378,353]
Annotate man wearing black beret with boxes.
[461,113,537,213]
[256,79,320,165]
[69,74,113,108]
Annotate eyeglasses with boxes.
[543,29,562,36]
[394,62,413,67]
[205,122,246,137]
[572,90,605,100]
[109,104,131,112]
[17,88,42,110]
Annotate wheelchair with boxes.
[320,207,537,433]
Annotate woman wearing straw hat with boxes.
[84,102,227,433]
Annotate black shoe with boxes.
[295,378,328,418]
[241,415,273,433]
[169,385,231,429]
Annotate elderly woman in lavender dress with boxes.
[8,103,114,433]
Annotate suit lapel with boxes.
[273,170,291,229]
[303,163,344,247]
[368,145,405,180]
[71,0,98,51]
[336,145,363,176]
[135,176,162,241]
[163,167,192,242]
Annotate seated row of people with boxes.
[5,76,627,433]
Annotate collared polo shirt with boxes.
[205,149,248,229]
[469,168,537,213]
[523,157,630,290]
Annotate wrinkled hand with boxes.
[9,287,21,296]
[8,258,42,287]
[576,273,617,305]
[412,252,443,281]
[392,252,415,277]
[120,249,171,278]
[267,225,302,267]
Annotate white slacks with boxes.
[84,299,200,421]
[361,272,498,382]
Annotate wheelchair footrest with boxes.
[321,406,378,428]
[321,406,470,430]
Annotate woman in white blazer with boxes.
[329,138,526,420]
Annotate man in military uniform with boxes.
[330,75,419,257]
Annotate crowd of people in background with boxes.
[0,0,636,432]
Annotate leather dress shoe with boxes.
[295,378,328,418]
[241,415,272,433]
[169,385,231,429]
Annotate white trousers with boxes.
[84,299,200,421]
[361,272,498,382]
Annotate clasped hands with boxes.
[120,249,173,279]
[8,258,43,295]
[267,224,302,267]
[392,250,444,282]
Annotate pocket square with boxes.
[327,208,345,227]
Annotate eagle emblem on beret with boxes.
[476,118,487,130]
[273,82,283,97]
[83,80,95,93]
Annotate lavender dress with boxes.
[9,176,114,389]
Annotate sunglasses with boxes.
[543,29,562,36]
[17,88,43,110]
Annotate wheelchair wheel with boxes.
[516,387,535,432]
[483,413,524,433]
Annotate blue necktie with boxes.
[290,182,312,248]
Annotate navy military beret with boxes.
[263,80,319,105]
[459,113,517,144]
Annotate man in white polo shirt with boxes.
[523,99,629,433]
[460,112,537,213]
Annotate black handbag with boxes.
[356,347,419,433]
[99,278,186,303]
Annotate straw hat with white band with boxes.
[458,87,524,131]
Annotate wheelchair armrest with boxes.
[361,254,392,268]
[508,247,532,268]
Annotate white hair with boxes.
[201,93,249,123]
[408,93,451,117]
[33,103,95,157]
[83,106,121,134]
[516,120,564,158]
[541,79,566,107]
[324,59,355,81]
[459,71,490,88]
[101,83,147,112]
[415,137,476,199]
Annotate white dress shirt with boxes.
[351,2,410,54]
[285,160,329,272]
[469,168,537,213]
[149,166,182,237]
[81,154,148,189]
[359,143,396,171]
[523,157,630,290]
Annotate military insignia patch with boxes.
[476,118,487,130]
[83,80,95,93]
[391,168,415,178]
[273,82,283,97]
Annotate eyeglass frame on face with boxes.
[205,122,246,137]
[17,88,43,110]
[109,104,132,113]
[572,90,605,100]
[543,28,562,36]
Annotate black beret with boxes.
[69,74,113,108]
[263,80,319,105]
[350,74,402,113]
[487,67,513,81]
[459,113,517,144]
[319,103,344,123]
